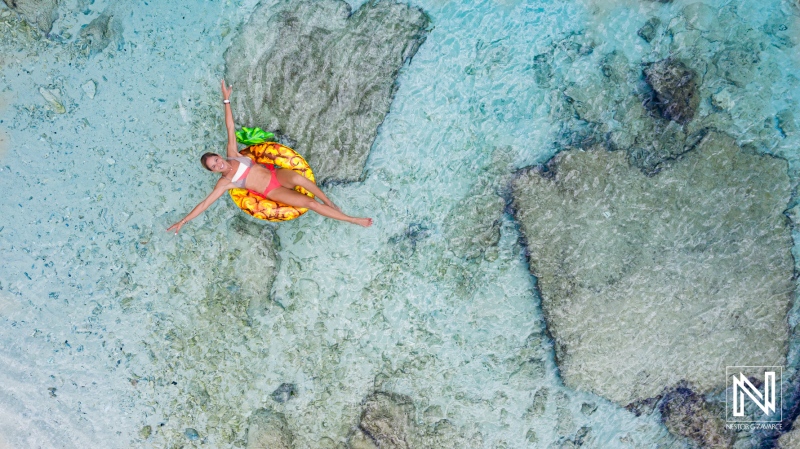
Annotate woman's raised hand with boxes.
[221,79,232,101]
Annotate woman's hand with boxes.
[167,219,186,234]
[221,79,232,101]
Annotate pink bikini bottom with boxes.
[248,164,283,197]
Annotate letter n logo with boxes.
[726,366,782,423]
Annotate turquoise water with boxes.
[1,0,798,447]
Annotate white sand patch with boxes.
[0,292,20,317]
[0,91,10,109]
[581,0,662,26]
[0,91,10,160]
[0,129,8,161]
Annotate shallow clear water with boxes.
[1,0,798,447]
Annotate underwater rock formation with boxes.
[38,85,66,113]
[246,409,293,449]
[77,11,123,56]
[546,3,797,175]
[270,383,297,403]
[349,391,483,449]
[442,147,513,262]
[778,421,800,448]
[422,420,484,449]
[547,46,700,174]
[511,131,793,406]
[2,0,58,33]
[443,186,503,262]
[357,392,416,449]
[643,58,699,125]
[660,387,732,448]
[225,0,430,183]
[637,17,661,43]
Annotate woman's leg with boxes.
[275,169,339,210]
[266,186,372,227]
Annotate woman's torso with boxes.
[227,157,274,193]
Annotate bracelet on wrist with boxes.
[222,99,230,104]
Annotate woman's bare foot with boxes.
[353,217,373,227]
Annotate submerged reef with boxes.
[441,147,514,263]
[245,409,293,449]
[659,386,731,448]
[778,419,800,448]
[353,392,416,449]
[348,391,483,449]
[224,0,430,183]
[541,3,799,174]
[511,131,793,406]
[643,58,699,125]
[2,0,58,33]
[77,10,123,57]
[520,8,800,441]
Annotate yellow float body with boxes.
[228,142,315,222]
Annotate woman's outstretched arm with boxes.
[168,179,231,234]
[221,79,240,159]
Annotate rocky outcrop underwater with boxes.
[241,390,487,449]
[512,130,792,405]
[2,0,59,33]
[511,2,799,447]
[225,0,430,184]
[538,3,799,174]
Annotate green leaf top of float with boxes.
[235,127,275,145]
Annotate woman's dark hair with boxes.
[200,152,217,171]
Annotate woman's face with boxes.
[206,155,227,172]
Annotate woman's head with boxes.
[201,153,226,172]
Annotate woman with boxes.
[168,80,373,234]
